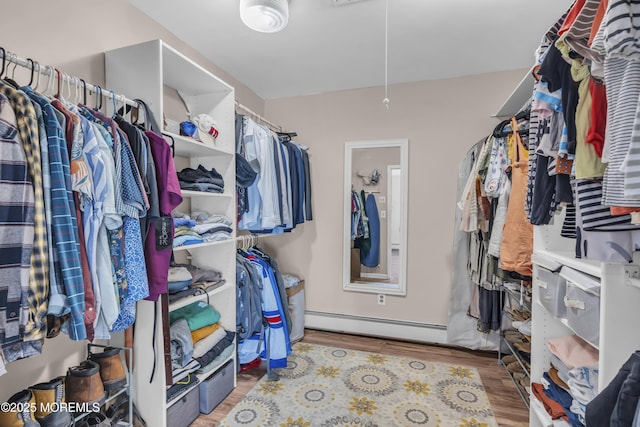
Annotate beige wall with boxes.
[263,69,527,326]
[0,0,263,400]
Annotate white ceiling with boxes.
[130,0,573,100]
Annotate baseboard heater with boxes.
[304,310,447,345]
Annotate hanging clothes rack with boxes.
[0,47,138,108]
[235,100,284,133]
[236,233,260,250]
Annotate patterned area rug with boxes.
[219,342,498,427]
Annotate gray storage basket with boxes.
[167,385,200,427]
[535,265,567,318]
[199,360,235,414]
[560,266,601,347]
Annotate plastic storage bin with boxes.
[560,266,601,347]
[534,265,567,318]
[167,385,200,427]
[286,280,305,343]
[199,360,235,414]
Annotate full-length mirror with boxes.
[343,139,408,295]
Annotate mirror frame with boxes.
[343,138,409,296]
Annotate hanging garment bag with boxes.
[499,118,533,277]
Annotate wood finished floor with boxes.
[192,329,529,427]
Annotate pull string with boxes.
[383,0,390,110]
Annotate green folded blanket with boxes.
[170,301,221,331]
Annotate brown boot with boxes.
[0,389,41,427]
[88,347,126,391]
[65,360,106,407]
[30,377,73,427]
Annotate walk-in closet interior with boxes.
[2,0,640,426]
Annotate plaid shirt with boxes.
[0,94,35,350]
[26,89,87,340]
[0,83,49,342]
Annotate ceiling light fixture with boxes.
[240,0,289,33]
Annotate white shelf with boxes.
[534,250,602,278]
[196,351,236,383]
[173,238,234,252]
[166,380,199,408]
[559,318,599,350]
[169,281,233,312]
[166,350,236,408]
[106,39,237,427]
[161,42,232,96]
[530,394,571,427]
[180,190,233,199]
[493,68,536,118]
[164,131,233,158]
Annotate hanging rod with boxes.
[235,100,283,133]
[0,48,138,108]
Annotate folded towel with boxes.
[170,301,221,331]
[193,326,227,359]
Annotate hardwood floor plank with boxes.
[193,329,529,426]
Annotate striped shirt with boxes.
[603,0,640,59]
[599,2,640,201]
[565,0,603,62]
[0,82,49,342]
[0,94,34,350]
[602,56,640,204]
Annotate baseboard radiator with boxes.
[304,310,448,345]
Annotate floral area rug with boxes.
[219,342,498,427]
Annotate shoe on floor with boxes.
[88,347,126,392]
[514,341,531,354]
[503,330,525,345]
[77,412,110,427]
[506,361,524,373]
[30,376,73,427]
[0,389,40,427]
[501,355,516,365]
[512,371,527,382]
[512,319,532,336]
[66,360,106,407]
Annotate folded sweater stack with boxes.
[178,165,224,193]
[172,211,233,247]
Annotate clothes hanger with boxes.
[32,61,42,92]
[54,68,62,99]
[44,66,56,98]
[26,58,35,87]
[0,48,5,79]
[73,77,81,105]
[80,79,87,106]
[94,85,102,112]
[63,73,73,104]
[110,91,118,119]
[3,52,20,89]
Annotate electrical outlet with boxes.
[379,196,386,203]
[377,294,386,305]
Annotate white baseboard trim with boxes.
[304,311,448,345]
